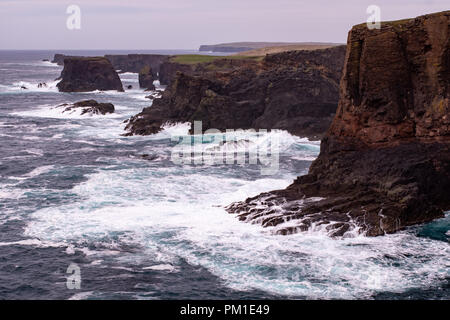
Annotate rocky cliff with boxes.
[52,54,74,65]
[53,53,170,77]
[158,61,194,85]
[104,54,169,75]
[125,46,346,139]
[138,66,156,90]
[57,57,124,92]
[227,11,450,237]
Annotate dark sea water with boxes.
[0,50,448,300]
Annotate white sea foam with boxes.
[159,122,191,137]
[23,156,450,299]
[25,148,44,156]
[0,187,27,200]
[8,165,54,181]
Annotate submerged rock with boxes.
[56,57,124,92]
[58,100,115,115]
[227,11,450,237]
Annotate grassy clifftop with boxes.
[169,54,262,65]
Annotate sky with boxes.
[0,0,448,50]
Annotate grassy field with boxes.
[170,54,262,65]
[234,44,343,56]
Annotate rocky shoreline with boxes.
[125,46,346,139]
[227,11,450,237]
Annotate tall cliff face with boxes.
[330,11,449,145]
[125,46,346,139]
[57,57,124,92]
[227,11,450,237]
[104,54,170,76]
[52,54,170,78]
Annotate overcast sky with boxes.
[0,0,448,49]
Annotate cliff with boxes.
[58,100,115,115]
[227,11,450,237]
[52,53,170,77]
[125,46,346,139]
[57,57,124,92]
[159,61,194,85]
[104,54,169,75]
[138,66,156,90]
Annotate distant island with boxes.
[198,41,343,53]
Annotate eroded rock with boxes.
[227,11,450,237]
[56,57,124,92]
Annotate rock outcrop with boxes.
[104,54,169,75]
[138,66,156,90]
[158,61,194,85]
[57,57,124,92]
[198,42,340,53]
[227,11,450,237]
[52,54,72,65]
[58,100,115,115]
[125,46,346,139]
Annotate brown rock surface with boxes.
[227,11,450,237]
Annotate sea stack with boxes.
[227,11,450,237]
[125,46,346,139]
[138,66,156,91]
[57,57,124,92]
[57,100,115,115]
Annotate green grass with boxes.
[170,54,261,65]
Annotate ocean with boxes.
[0,50,448,300]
